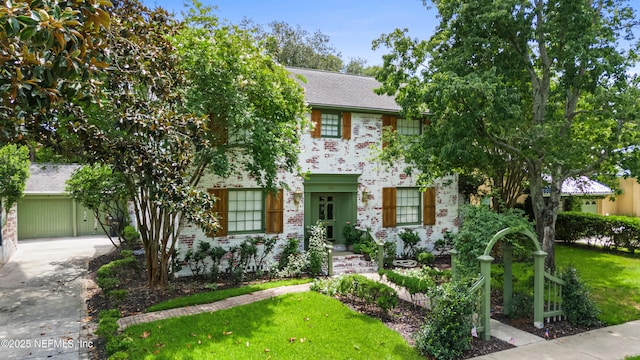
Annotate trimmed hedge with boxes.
[556,212,640,251]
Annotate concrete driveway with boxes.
[0,236,114,359]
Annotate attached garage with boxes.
[18,164,106,240]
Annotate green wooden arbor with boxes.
[451,227,549,341]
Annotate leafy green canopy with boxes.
[0,0,112,144]
[374,0,640,270]
[0,144,29,215]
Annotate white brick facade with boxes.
[176,111,459,276]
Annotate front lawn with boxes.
[556,244,640,325]
[147,278,313,312]
[121,291,422,360]
[491,244,640,325]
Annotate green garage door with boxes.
[17,196,105,240]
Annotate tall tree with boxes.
[246,20,343,71]
[70,1,307,288]
[375,0,640,270]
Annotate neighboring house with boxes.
[17,164,106,240]
[551,176,615,214]
[176,67,460,275]
[601,177,640,217]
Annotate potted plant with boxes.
[343,222,363,250]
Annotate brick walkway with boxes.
[117,283,311,331]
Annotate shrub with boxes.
[96,250,138,292]
[560,266,601,327]
[278,238,300,269]
[556,212,640,251]
[452,205,534,278]
[343,222,364,246]
[307,221,329,276]
[121,226,141,249]
[383,241,397,268]
[312,274,398,312]
[509,292,534,319]
[414,281,474,360]
[398,228,421,258]
[433,231,454,256]
[417,251,435,266]
[383,268,435,304]
[96,309,132,356]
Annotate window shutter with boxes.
[311,109,322,138]
[382,187,397,228]
[341,112,351,140]
[381,115,397,148]
[423,117,431,126]
[382,115,397,130]
[423,187,436,226]
[209,114,228,145]
[265,189,284,234]
[208,188,227,237]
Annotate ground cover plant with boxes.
[118,292,423,360]
[147,278,313,312]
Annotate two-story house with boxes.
[176,67,459,275]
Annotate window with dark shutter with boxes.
[311,109,322,138]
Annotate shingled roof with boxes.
[25,163,80,194]
[287,67,401,113]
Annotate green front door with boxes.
[310,193,353,245]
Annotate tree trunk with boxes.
[529,170,563,273]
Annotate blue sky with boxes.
[141,0,639,72]
[141,0,439,66]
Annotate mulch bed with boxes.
[84,249,597,359]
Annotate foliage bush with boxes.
[342,222,364,246]
[382,268,435,303]
[452,205,535,278]
[307,221,329,276]
[96,250,138,294]
[121,226,141,249]
[278,238,301,269]
[414,281,474,360]
[312,274,398,312]
[398,228,421,258]
[96,309,132,356]
[417,251,435,266]
[560,266,602,327]
[556,212,640,251]
[383,240,397,268]
[509,292,534,319]
[433,231,454,256]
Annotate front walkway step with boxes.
[489,319,545,346]
[332,252,378,275]
[116,283,311,331]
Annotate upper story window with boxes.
[310,109,351,140]
[397,118,422,136]
[321,113,341,138]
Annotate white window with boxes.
[397,118,421,136]
[321,113,341,137]
[396,188,421,225]
[228,189,263,233]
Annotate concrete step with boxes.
[331,253,378,275]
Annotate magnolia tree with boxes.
[374,0,640,270]
[67,1,307,288]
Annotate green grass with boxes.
[123,291,422,360]
[147,278,313,312]
[491,244,640,325]
[556,244,640,325]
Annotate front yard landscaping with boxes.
[87,240,640,359]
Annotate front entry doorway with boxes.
[303,174,359,249]
[311,193,351,244]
